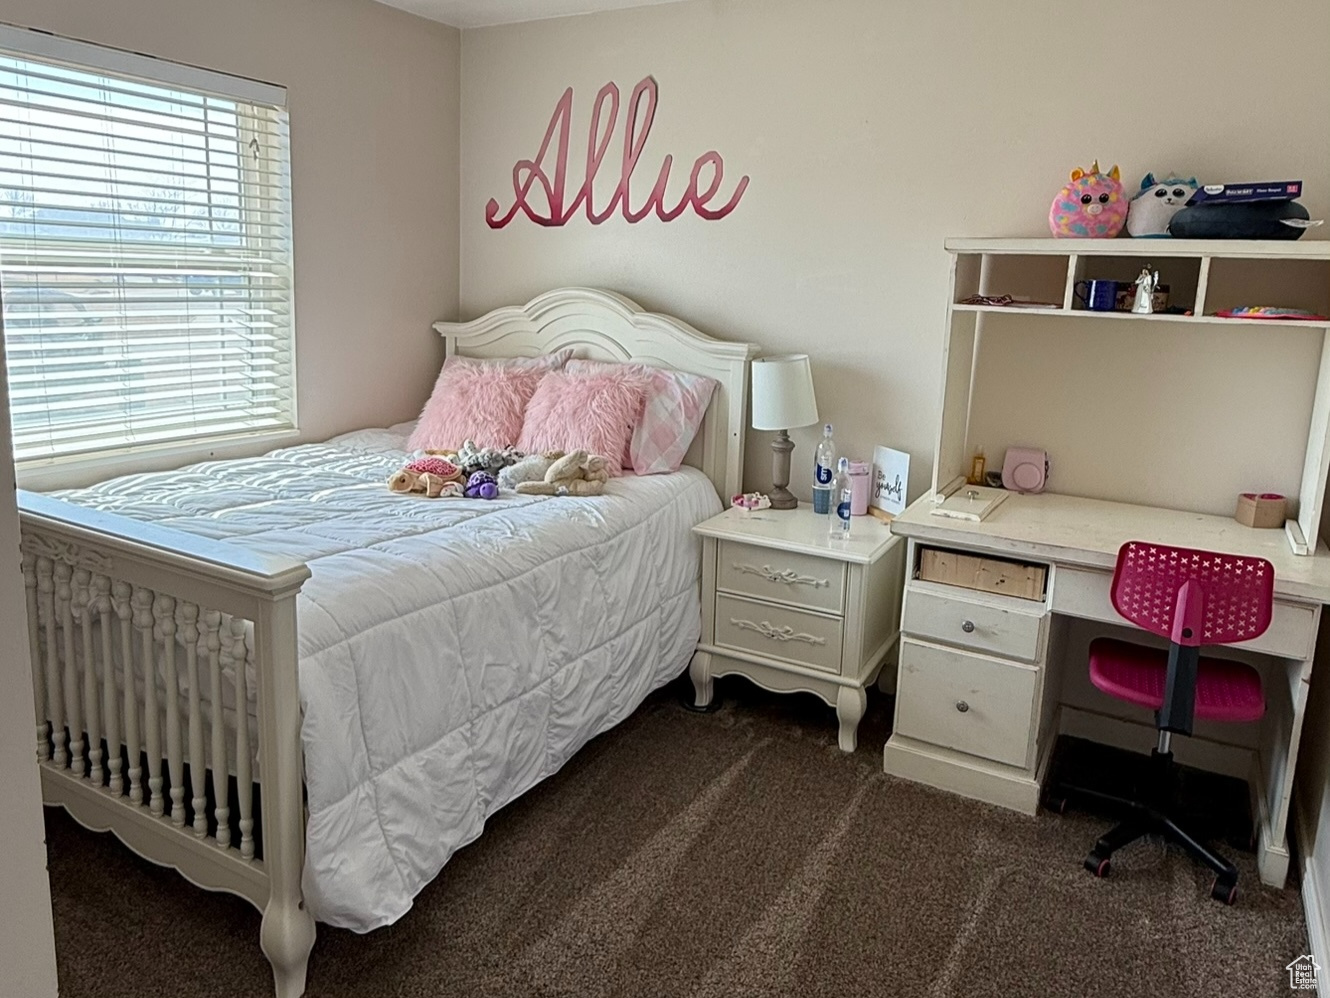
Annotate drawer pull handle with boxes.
[961,620,975,633]
[734,563,829,589]
[955,700,970,713]
[730,617,827,646]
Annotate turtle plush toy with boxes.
[464,470,499,500]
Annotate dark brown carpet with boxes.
[46,677,1307,998]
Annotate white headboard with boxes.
[434,288,757,502]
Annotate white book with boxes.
[930,485,1009,522]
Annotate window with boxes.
[0,27,294,463]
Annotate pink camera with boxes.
[1001,447,1048,493]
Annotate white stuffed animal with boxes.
[498,451,564,490]
[1127,173,1199,237]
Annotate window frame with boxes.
[0,24,298,480]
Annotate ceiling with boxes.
[373,0,688,28]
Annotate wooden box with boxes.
[918,547,1047,601]
[1235,492,1285,529]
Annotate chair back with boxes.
[1110,541,1274,647]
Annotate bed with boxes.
[18,288,757,997]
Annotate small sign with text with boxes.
[871,446,909,519]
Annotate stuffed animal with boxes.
[1048,161,1128,238]
[1127,173,1199,237]
[388,470,464,498]
[464,470,499,500]
[515,450,611,497]
[387,456,465,498]
[498,451,565,490]
[449,440,521,477]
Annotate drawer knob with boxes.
[961,620,975,633]
[955,700,970,713]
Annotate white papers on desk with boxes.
[930,485,1009,522]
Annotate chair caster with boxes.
[1210,875,1238,906]
[1044,794,1068,816]
[1085,851,1110,878]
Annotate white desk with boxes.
[884,489,1330,888]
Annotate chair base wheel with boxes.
[1044,795,1068,815]
[1211,876,1238,905]
[1085,852,1110,878]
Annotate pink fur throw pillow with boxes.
[565,359,718,475]
[518,369,648,477]
[407,350,573,452]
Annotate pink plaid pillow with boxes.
[518,369,648,477]
[407,350,573,452]
[565,359,718,475]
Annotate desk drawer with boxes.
[715,593,844,673]
[918,547,1047,601]
[895,638,1038,769]
[902,582,1045,662]
[717,540,846,614]
[1051,566,1317,661]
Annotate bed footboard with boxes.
[18,491,315,998]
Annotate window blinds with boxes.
[0,27,294,462]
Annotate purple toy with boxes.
[464,471,498,500]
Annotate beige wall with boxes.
[459,0,1330,503]
[3,0,461,478]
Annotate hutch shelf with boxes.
[934,238,1330,555]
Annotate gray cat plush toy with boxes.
[1127,173,1199,237]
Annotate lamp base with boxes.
[768,429,798,510]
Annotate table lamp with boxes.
[750,354,819,510]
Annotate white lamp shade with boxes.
[751,354,818,430]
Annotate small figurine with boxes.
[1131,268,1160,314]
[731,492,772,511]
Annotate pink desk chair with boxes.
[1068,541,1272,904]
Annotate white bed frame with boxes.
[18,288,756,997]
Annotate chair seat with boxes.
[1088,638,1265,723]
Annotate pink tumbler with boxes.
[848,460,870,515]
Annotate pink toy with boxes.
[731,491,771,511]
[1048,161,1128,238]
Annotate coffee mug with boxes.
[1074,279,1120,312]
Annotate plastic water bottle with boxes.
[830,457,853,539]
[812,423,836,514]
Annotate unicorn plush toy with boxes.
[1048,161,1128,238]
[1126,173,1199,237]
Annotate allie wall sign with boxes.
[485,75,749,228]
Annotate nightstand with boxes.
[690,506,907,751]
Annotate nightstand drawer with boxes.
[894,638,1037,769]
[715,593,844,673]
[902,582,1045,662]
[717,539,846,614]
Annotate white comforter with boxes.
[57,427,720,931]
